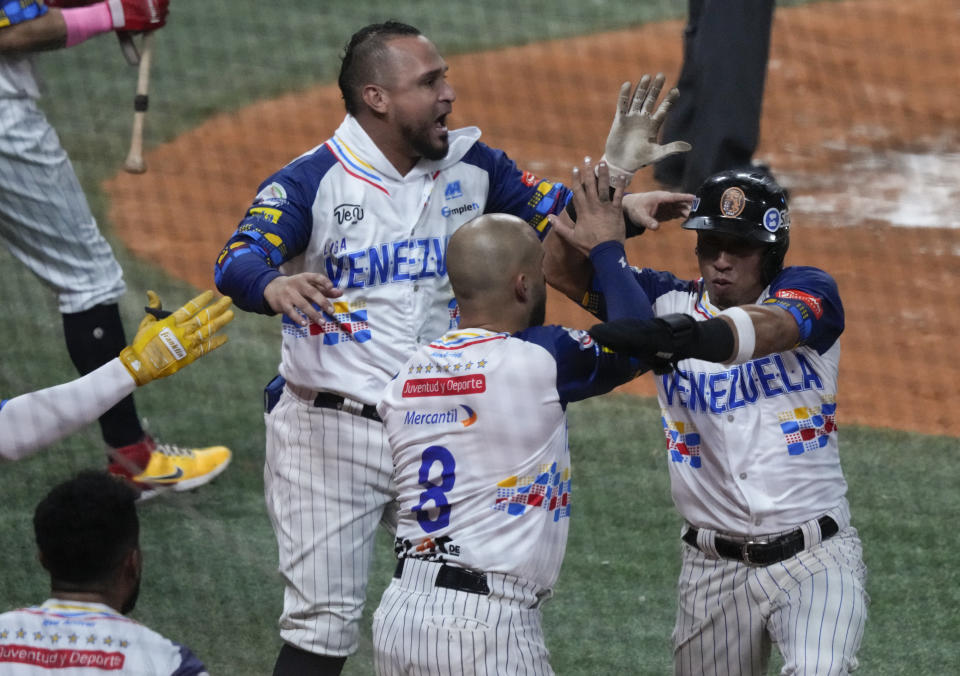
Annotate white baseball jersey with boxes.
[636,264,847,535]
[0,599,207,675]
[215,114,577,656]
[0,5,126,314]
[624,264,868,674]
[373,321,643,675]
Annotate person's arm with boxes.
[215,171,342,325]
[0,1,168,55]
[546,160,654,321]
[0,358,135,460]
[0,290,232,461]
[0,3,64,53]
[588,268,844,366]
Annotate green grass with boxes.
[2,1,956,674]
[2,387,958,674]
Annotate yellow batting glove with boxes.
[119,290,234,386]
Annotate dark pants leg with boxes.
[655,0,775,192]
[273,644,347,676]
[62,303,144,448]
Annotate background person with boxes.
[0,0,232,491]
[0,470,209,674]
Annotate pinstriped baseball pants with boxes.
[673,526,868,676]
[265,393,397,657]
[373,558,554,675]
[0,97,125,313]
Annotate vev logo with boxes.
[444,181,463,200]
[441,202,480,218]
[334,204,364,225]
[403,404,477,427]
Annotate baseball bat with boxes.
[123,32,155,174]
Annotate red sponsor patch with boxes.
[0,645,125,670]
[775,288,824,318]
[521,171,540,187]
[402,375,486,398]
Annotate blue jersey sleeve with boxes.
[0,1,45,26]
[516,325,645,405]
[462,143,573,240]
[171,643,208,676]
[588,242,654,321]
[214,149,335,313]
[764,266,844,353]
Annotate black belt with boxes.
[394,558,490,595]
[311,391,382,422]
[682,516,839,566]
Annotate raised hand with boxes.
[601,74,692,183]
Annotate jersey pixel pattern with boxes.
[494,461,571,522]
[281,300,371,344]
[778,399,838,455]
[663,416,702,468]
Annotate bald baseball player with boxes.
[0,470,208,674]
[586,170,869,674]
[0,1,232,497]
[372,161,652,675]
[214,19,692,675]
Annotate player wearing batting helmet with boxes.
[585,168,869,675]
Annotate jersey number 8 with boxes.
[412,445,456,534]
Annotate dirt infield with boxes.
[105,0,960,437]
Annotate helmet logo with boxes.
[763,207,782,233]
[719,187,746,217]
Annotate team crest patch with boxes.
[494,462,571,522]
[281,300,371,344]
[720,187,746,217]
[254,182,287,205]
[662,416,701,468]
[778,402,837,455]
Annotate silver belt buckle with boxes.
[741,540,758,565]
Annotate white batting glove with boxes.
[600,74,692,183]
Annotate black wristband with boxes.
[659,314,735,363]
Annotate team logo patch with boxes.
[778,402,837,455]
[333,204,364,225]
[775,288,824,318]
[494,461,571,522]
[444,181,463,200]
[690,196,701,213]
[720,187,746,217]
[566,328,594,350]
[253,182,287,205]
[763,207,782,233]
[521,171,540,187]
[662,416,702,468]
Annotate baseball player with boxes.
[1,290,233,463]
[0,470,208,674]
[374,162,651,675]
[0,1,231,498]
[214,20,691,675]
[587,170,869,675]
